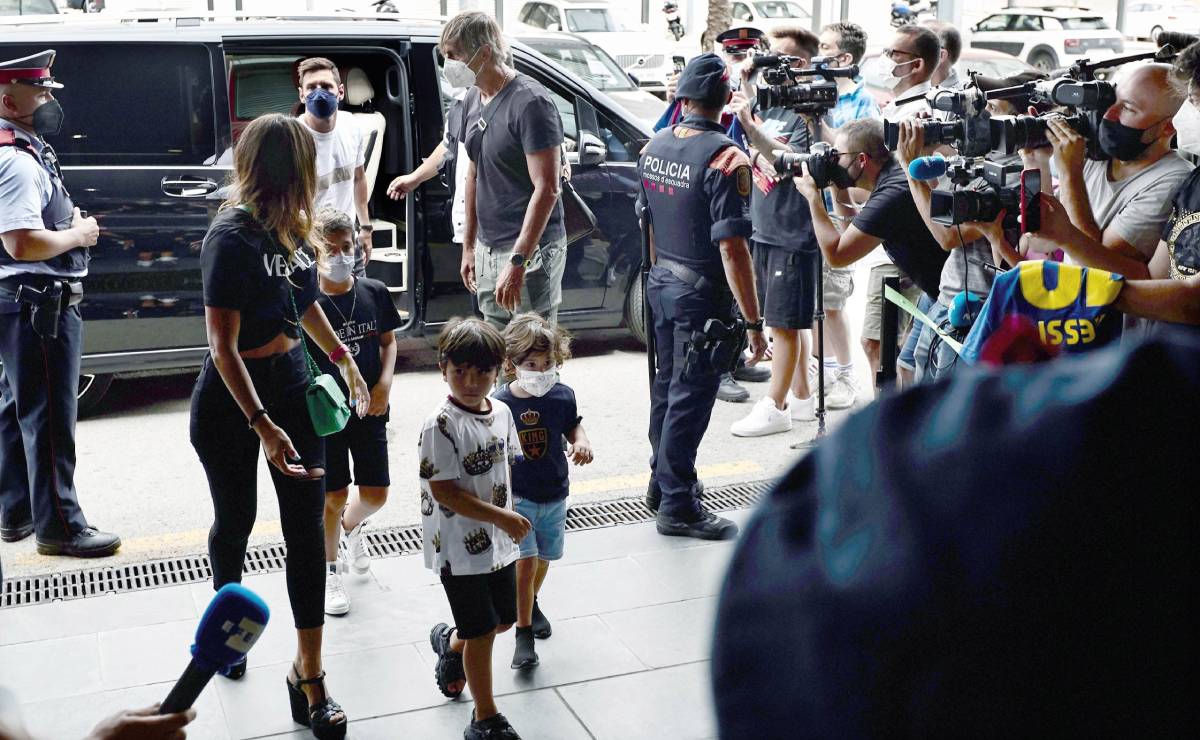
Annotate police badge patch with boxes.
[736,165,751,197]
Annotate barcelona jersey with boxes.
[960,260,1125,363]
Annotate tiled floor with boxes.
[0,509,750,740]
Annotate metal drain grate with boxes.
[0,479,772,609]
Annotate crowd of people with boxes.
[3,4,1200,739]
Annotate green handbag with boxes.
[289,287,351,437]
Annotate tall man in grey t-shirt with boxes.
[442,11,567,329]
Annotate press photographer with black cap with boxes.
[639,53,767,541]
[0,49,120,558]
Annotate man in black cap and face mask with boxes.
[0,50,120,558]
[638,53,768,540]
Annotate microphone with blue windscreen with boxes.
[159,583,269,714]
[908,154,948,181]
[949,291,985,329]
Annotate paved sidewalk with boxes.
[0,509,751,740]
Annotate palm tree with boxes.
[702,0,733,52]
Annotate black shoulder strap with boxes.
[0,129,36,157]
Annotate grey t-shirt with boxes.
[1081,154,1193,260]
[462,74,566,250]
[938,238,994,307]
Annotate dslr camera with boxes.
[986,78,1116,158]
[753,54,858,115]
[774,142,845,189]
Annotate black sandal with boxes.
[286,664,347,740]
[430,622,466,698]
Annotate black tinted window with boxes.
[15,43,216,165]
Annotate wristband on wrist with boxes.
[746,319,765,332]
[329,344,350,363]
[358,224,373,233]
[247,408,268,429]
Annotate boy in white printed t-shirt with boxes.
[421,317,532,740]
[296,56,374,274]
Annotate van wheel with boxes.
[78,373,113,418]
[624,273,648,347]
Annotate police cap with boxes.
[675,53,732,108]
[0,50,63,90]
[716,26,765,54]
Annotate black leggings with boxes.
[189,344,327,630]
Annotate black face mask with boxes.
[19,99,65,137]
[1098,117,1156,161]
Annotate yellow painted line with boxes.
[570,460,763,494]
[9,460,763,565]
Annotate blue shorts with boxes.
[897,294,935,371]
[515,497,567,561]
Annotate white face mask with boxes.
[443,48,482,89]
[325,254,354,283]
[878,55,915,91]
[1174,101,1200,156]
[515,367,558,397]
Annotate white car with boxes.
[1124,2,1200,42]
[515,0,670,91]
[969,9,1125,73]
[730,0,811,33]
[517,30,666,126]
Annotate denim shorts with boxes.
[515,497,567,561]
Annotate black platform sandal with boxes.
[286,664,348,740]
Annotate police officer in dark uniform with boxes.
[638,54,768,540]
[0,50,120,557]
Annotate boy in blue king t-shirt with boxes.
[494,313,593,670]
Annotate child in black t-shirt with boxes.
[310,208,403,616]
[493,313,593,669]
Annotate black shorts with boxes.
[440,561,517,640]
[753,242,819,330]
[324,409,390,491]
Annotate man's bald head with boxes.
[1123,63,1186,118]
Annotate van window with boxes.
[229,55,302,120]
[597,110,640,163]
[30,43,216,166]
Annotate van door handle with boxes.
[161,177,218,197]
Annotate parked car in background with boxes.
[860,46,1036,108]
[968,8,1124,73]
[517,29,666,126]
[1,0,59,14]
[730,0,811,32]
[0,12,653,415]
[1124,2,1200,41]
[515,0,670,93]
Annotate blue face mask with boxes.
[305,88,339,119]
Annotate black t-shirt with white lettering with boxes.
[852,158,948,299]
[462,74,566,249]
[200,208,319,351]
[308,277,403,395]
[1161,164,1200,280]
[750,105,816,252]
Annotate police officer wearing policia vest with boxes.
[0,51,120,558]
[639,54,767,541]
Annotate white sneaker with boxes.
[824,373,858,410]
[343,518,371,575]
[731,396,792,437]
[808,361,838,389]
[324,562,350,616]
[787,391,815,421]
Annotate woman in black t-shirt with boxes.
[189,114,368,740]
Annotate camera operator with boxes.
[726,27,826,436]
[894,74,1045,381]
[794,118,946,388]
[1039,47,1200,328]
[1020,63,1190,283]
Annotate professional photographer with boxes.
[1041,45,1200,328]
[894,73,1046,381]
[727,27,825,437]
[793,118,946,388]
[638,54,767,540]
[1020,63,1190,282]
